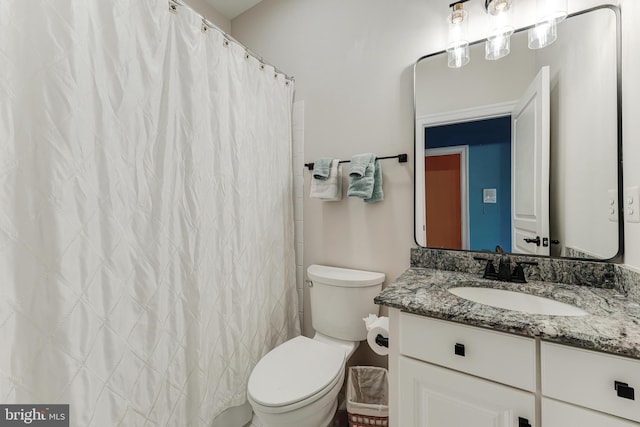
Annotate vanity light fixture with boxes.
[484,0,515,60]
[528,0,567,49]
[447,0,470,68]
[444,0,569,67]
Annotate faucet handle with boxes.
[511,261,538,283]
[474,257,497,279]
[497,254,512,281]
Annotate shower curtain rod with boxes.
[304,153,409,171]
[169,0,294,82]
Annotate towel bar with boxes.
[304,153,408,171]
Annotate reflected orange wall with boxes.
[426,154,462,249]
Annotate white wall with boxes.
[232,0,432,343]
[231,0,640,348]
[621,0,640,271]
[183,0,230,33]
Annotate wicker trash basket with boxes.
[346,366,389,427]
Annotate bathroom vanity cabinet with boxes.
[397,312,536,426]
[392,310,640,427]
[541,342,640,426]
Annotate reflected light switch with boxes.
[483,188,497,204]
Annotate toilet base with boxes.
[253,397,337,427]
[249,362,344,427]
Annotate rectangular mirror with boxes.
[414,5,622,260]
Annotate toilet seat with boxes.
[247,336,346,411]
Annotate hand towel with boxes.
[310,159,342,201]
[312,158,333,180]
[348,153,375,178]
[347,155,376,199]
[364,160,383,203]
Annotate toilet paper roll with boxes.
[365,316,389,356]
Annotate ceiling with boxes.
[205,0,264,20]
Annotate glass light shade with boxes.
[486,0,513,16]
[485,0,514,60]
[447,3,470,68]
[447,6,469,46]
[528,19,557,49]
[485,33,511,60]
[448,43,470,68]
[536,0,568,23]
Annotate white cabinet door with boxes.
[543,398,640,426]
[541,342,640,423]
[399,356,536,427]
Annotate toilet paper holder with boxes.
[375,334,389,348]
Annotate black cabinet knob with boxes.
[615,381,635,400]
[454,343,465,357]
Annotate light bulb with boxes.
[486,0,512,16]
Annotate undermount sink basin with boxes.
[448,287,589,316]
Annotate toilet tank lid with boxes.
[307,265,385,287]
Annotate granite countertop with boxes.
[375,267,640,360]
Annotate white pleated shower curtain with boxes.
[0,0,300,425]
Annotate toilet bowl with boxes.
[247,265,385,427]
[247,335,352,427]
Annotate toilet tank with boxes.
[307,265,385,342]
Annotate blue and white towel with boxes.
[309,159,342,201]
[348,153,383,202]
[348,153,374,178]
[312,158,333,180]
[364,160,383,203]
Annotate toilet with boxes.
[247,264,385,427]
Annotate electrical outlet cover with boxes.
[624,186,640,223]
[608,189,618,222]
[483,188,497,204]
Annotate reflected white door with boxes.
[511,66,550,255]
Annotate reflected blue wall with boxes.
[425,117,512,252]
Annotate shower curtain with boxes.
[0,1,300,425]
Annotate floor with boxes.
[244,414,263,427]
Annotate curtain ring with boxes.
[168,0,181,14]
[201,23,208,33]
[223,39,230,47]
